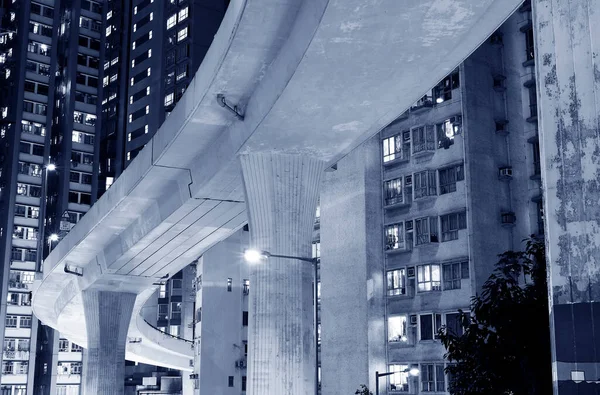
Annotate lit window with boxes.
[147,67,151,76]
[388,364,409,392]
[127,133,132,142]
[177,27,188,42]
[150,12,153,20]
[111,57,118,65]
[106,176,114,189]
[133,23,137,32]
[129,96,133,104]
[417,264,441,292]
[386,269,406,296]
[131,59,135,68]
[178,7,188,22]
[167,14,176,29]
[104,61,110,70]
[128,114,132,123]
[388,316,408,342]
[145,105,149,114]
[133,6,137,14]
[110,74,118,82]
[146,86,151,94]
[130,77,134,86]
[144,125,148,133]
[132,41,136,50]
[102,76,109,87]
[164,93,174,106]
[107,10,113,19]
[106,26,112,36]
[148,49,152,57]
[149,30,153,39]
[127,151,131,160]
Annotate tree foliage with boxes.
[439,238,552,395]
[354,384,373,395]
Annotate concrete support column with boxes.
[533,0,600,393]
[240,153,324,395]
[82,290,136,395]
[319,137,385,395]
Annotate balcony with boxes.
[2,349,30,360]
[410,95,433,113]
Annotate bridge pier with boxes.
[82,290,136,395]
[533,0,600,393]
[240,152,323,395]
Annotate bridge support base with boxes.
[240,152,324,395]
[82,290,136,395]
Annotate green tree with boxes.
[439,238,552,395]
[354,384,373,395]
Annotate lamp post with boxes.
[35,163,55,272]
[375,367,419,395]
[244,249,320,395]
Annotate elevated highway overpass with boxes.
[32,0,523,393]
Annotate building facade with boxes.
[0,0,226,394]
[0,1,106,393]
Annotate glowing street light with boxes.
[46,163,56,171]
[48,233,59,242]
[243,249,268,264]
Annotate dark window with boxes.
[228,376,234,387]
[443,262,468,290]
[227,278,232,292]
[420,314,433,340]
[440,211,467,242]
[70,172,80,182]
[529,87,538,118]
[19,142,30,154]
[433,70,460,103]
[242,376,247,391]
[32,143,44,156]
[445,313,463,336]
[242,311,248,326]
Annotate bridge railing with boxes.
[142,318,194,345]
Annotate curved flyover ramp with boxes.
[33,0,523,371]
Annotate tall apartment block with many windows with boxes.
[0,0,107,394]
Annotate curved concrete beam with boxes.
[33,0,523,370]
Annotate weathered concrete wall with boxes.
[533,0,600,392]
[320,136,386,394]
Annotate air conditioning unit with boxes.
[499,167,513,179]
[189,374,198,379]
[407,267,415,278]
[409,315,418,325]
[501,211,516,225]
[235,359,246,369]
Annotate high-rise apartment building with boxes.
[0,0,106,394]
[0,0,226,394]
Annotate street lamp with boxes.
[243,248,319,395]
[375,367,419,395]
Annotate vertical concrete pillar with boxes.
[240,153,324,395]
[319,137,385,395]
[82,290,136,395]
[533,0,600,393]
